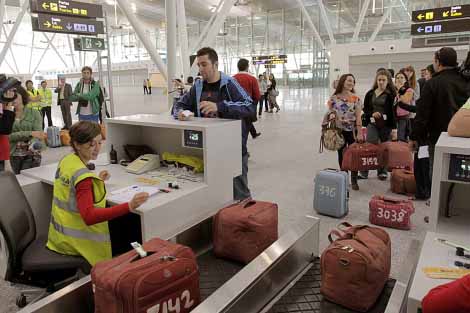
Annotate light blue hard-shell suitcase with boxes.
[47,126,61,148]
[313,168,349,218]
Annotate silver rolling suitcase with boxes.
[313,169,349,218]
[47,126,61,148]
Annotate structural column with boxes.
[166,0,177,108]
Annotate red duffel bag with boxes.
[369,195,415,230]
[321,222,391,312]
[341,142,384,172]
[213,199,278,264]
[391,169,416,195]
[380,141,413,171]
[92,238,200,313]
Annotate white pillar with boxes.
[176,0,190,79]
[117,0,168,81]
[0,0,6,41]
[0,0,29,68]
[189,0,223,54]
[67,35,77,68]
[166,0,177,109]
[28,31,35,73]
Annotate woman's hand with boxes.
[327,100,333,109]
[31,131,46,140]
[372,112,382,120]
[98,170,110,181]
[129,192,149,210]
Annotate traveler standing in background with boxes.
[234,58,261,139]
[360,69,397,181]
[143,79,148,95]
[70,66,101,123]
[327,74,363,190]
[410,47,470,177]
[258,74,268,116]
[267,73,280,113]
[404,65,420,103]
[147,78,152,94]
[55,76,73,130]
[394,70,414,142]
[418,68,427,92]
[25,80,42,113]
[47,121,149,266]
[38,80,53,129]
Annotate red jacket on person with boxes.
[233,72,261,103]
[422,274,470,313]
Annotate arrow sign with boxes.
[412,4,470,22]
[31,0,103,19]
[73,37,106,51]
[32,14,104,35]
[41,2,49,9]
[411,18,470,35]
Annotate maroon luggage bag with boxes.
[92,238,200,313]
[369,195,415,230]
[213,199,278,264]
[380,141,413,171]
[341,142,384,172]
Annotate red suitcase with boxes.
[92,238,200,313]
[391,169,416,195]
[341,143,384,172]
[380,141,413,171]
[213,199,278,264]
[369,196,415,230]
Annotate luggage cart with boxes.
[17,216,420,313]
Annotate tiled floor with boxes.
[0,86,430,312]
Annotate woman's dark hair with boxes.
[395,69,409,83]
[16,85,29,106]
[334,74,356,95]
[258,74,263,79]
[186,76,194,84]
[69,121,101,152]
[373,69,396,97]
[269,73,276,80]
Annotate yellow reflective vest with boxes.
[27,89,41,111]
[38,88,52,108]
[47,153,112,266]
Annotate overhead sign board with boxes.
[30,0,104,19]
[411,19,470,36]
[32,13,104,35]
[252,55,287,65]
[412,5,470,23]
[73,37,105,51]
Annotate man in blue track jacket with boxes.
[173,47,254,200]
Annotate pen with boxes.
[435,238,470,252]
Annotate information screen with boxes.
[183,130,203,149]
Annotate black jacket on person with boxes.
[0,110,15,135]
[362,89,396,129]
[411,68,470,145]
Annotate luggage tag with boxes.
[131,242,147,258]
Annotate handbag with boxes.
[270,89,279,97]
[10,142,42,174]
[319,110,344,152]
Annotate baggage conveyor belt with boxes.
[18,216,419,313]
[197,251,396,313]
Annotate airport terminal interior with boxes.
[0,0,470,312]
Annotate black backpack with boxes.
[459,51,470,81]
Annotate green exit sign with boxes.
[73,37,105,51]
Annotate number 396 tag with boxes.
[319,185,337,198]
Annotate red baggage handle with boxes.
[377,196,406,203]
[328,230,344,243]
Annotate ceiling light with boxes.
[209,5,217,13]
[131,3,137,13]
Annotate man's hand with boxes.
[409,140,418,152]
[98,170,110,181]
[200,101,218,117]
[178,111,192,121]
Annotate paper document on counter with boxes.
[108,185,160,203]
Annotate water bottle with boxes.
[110,144,118,164]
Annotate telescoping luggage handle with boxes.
[130,242,176,261]
[225,198,257,209]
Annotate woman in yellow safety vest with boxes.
[25,80,41,112]
[47,121,149,265]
